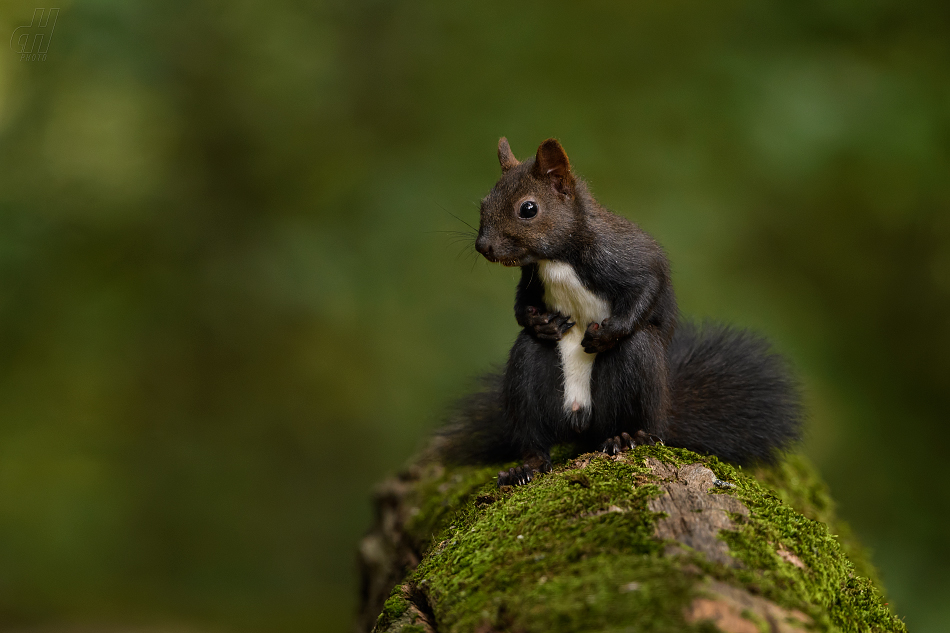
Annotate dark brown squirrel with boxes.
[440,137,802,486]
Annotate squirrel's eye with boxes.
[519,201,538,219]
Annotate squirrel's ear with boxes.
[533,138,574,195]
[498,137,519,172]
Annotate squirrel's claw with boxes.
[497,465,531,487]
[526,309,575,341]
[581,319,620,353]
[600,436,623,454]
[599,430,665,454]
[497,459,551,487]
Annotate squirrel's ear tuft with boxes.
[498,137,519,172]
[533,138,574,195]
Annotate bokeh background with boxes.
[0,0,947,631]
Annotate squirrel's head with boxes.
[475,138,582,267]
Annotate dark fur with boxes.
[440,320,802,466]
[440,138,802,478]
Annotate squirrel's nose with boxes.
[475,235,493,258]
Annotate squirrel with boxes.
[439,137,802,486]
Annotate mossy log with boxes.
[357,446,905,633]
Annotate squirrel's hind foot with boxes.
[497,456,553,487]
[599,430,664,455]
[497,465,533,486]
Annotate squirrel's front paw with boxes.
[524,306,575,341]
[581,319,620,353]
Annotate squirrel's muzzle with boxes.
[475,234,496,261]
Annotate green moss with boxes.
[670,453,904,633]
[708,479,889,631]
[374,590,410,632]
[373,586,434,633]
[374,447,905,633]
[751,454,881,586]
[739,608,769,633]
[398,461,501,555]
[410,451,694,632]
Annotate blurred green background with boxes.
[0,0,947,630]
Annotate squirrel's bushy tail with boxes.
[666,320,803,465]
[435,371,518,465]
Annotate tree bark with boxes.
[357,446,903,633]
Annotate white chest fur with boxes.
[536,260,611,416]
